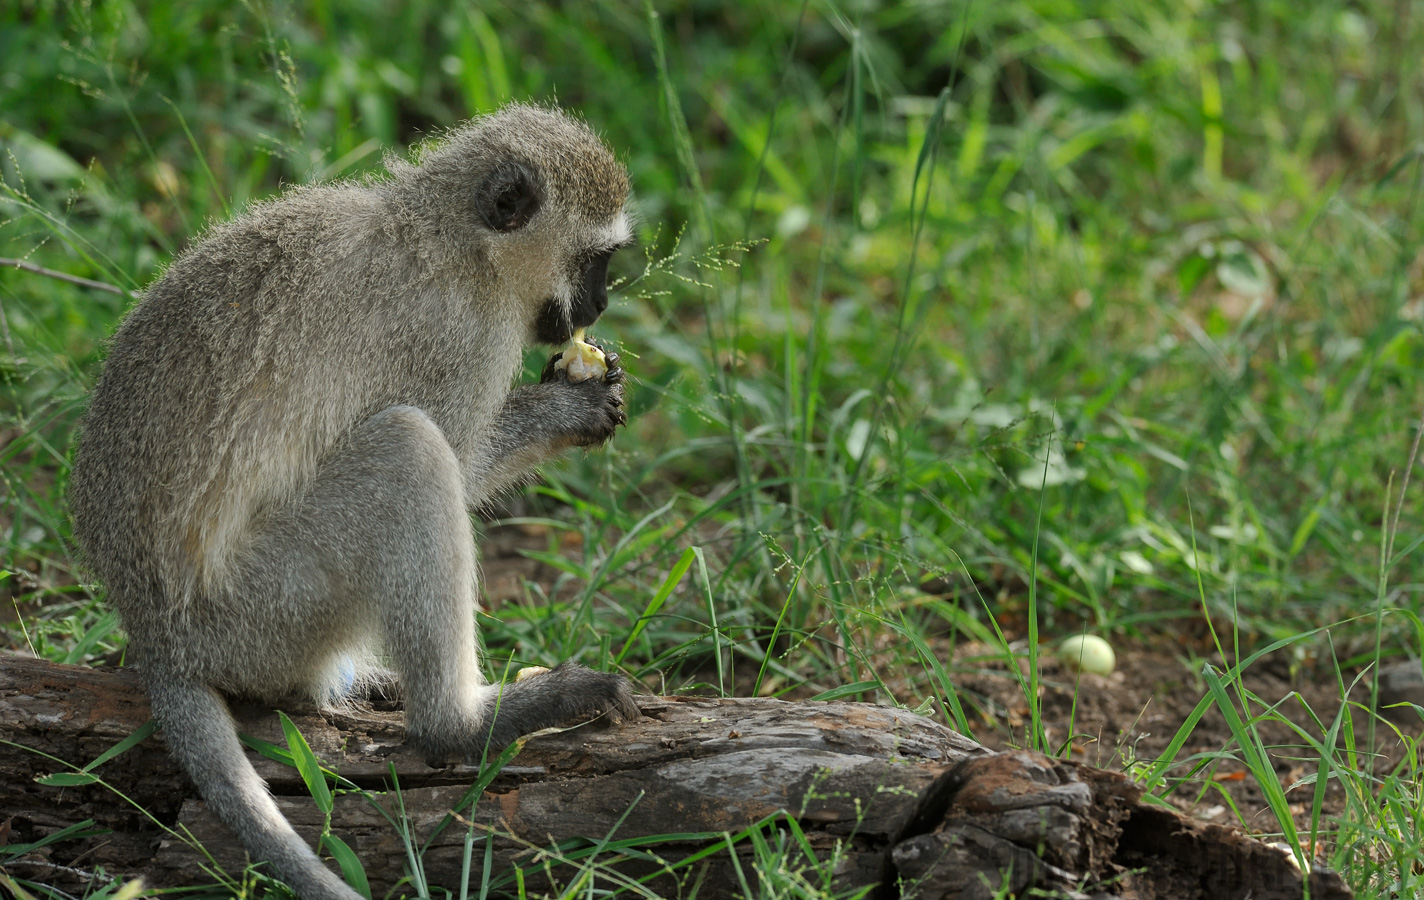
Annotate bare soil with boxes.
[943,639,1420,852]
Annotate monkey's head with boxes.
[391,104,632,345]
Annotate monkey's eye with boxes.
[476,161,542,232]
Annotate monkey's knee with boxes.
[268,403,475,649]
[315,404,470,551]
[347,406,462,487]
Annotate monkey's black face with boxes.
[533,247,617,345]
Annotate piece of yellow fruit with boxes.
[514,665,551,682]
[554,328,608,383]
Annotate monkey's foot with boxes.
[414,663,640,765]
[485,662,640,743]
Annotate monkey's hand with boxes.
[538,343,627,448]
[471,348,629,505]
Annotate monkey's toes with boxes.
[528,663,641,727]
[575,668,641,726]
[609,680,641,723]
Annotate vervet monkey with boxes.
[68,104,640,900]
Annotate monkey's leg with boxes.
[261,404,487,754]
[264,404,633,759]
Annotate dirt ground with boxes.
[925,638,1424,865]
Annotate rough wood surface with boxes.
[1,655,1351,900]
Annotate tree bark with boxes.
[0,656,1351,900]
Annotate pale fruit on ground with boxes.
[1058,634,1116,676]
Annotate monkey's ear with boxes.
[476,162,542,232]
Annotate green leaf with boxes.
[0,872,40,900]
[615,545,695,665]
[36,772,100,786]
[424,737,524,846]
[279,711,333,816]
[1288,505,1322,557]
[240,733,297,766]
[810,681,881,702]
[1177,252,1211,297]
[0,124,87,181]
[1201,665,1302,858]
[322,833,371,899]
[61,610,120,665]
[1,820,106,859]
[83,719,157,773]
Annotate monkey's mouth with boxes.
[532,300,592,345]
[532,249,614,345]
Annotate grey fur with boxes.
[68,104,640,900]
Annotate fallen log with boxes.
[0,655,1351,900]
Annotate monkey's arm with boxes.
[463,353,626,509]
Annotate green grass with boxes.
[3,0,1424,897]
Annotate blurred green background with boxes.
[2,0,1424,891]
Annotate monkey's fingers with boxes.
[607,380,627,423]
[568,382,626,447]
[602,351,625,384]
[540,351,567,384]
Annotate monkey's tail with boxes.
[146,672,363,900]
